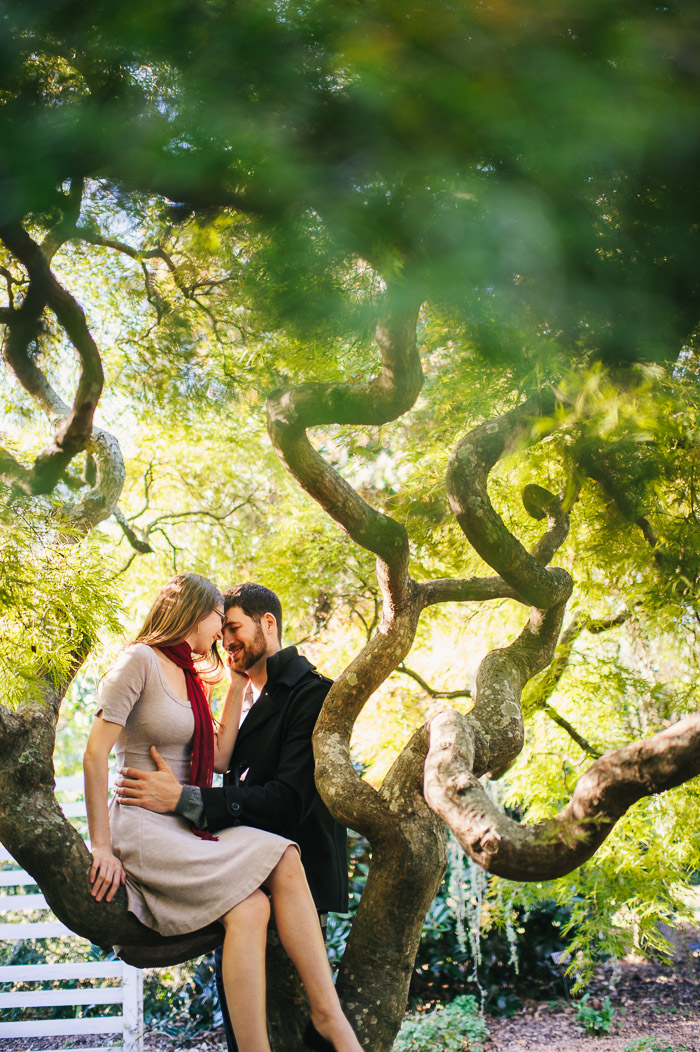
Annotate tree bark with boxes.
[424,709,700,880]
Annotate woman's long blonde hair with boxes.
[133,573,224,683]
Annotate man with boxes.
[117,582,348,1051]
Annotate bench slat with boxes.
[31,1047,122,1052]
[0,778,142,1052]
[29,1047,122,1052]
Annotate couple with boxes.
[83,574,361,1052]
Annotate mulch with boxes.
[484,956,700,1052]
[0,956,698,1051]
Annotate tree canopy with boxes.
[2,2,700,1049]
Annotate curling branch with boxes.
[425,710,700,880]
[396,665,471,700]
[267,294,421,585]
[0,221,103,494]
[446,393,572,608]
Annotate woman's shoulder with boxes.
[125,642,155,659]
[108,642,156,678]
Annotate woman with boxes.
[84,573,363,1052]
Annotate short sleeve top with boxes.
[97,643,195,780]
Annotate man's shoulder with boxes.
[269,647,333,694]
[298,662,333,688]
[284,662,333,703]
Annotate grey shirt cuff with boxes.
[175,784,207,827]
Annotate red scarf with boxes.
[160,641,218,840]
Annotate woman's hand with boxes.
[89,845,126,903]
[224,651,249,686]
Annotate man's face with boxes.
[221,605,268,673]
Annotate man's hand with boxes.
[115,746,182,813]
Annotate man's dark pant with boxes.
[214,914,328,1051]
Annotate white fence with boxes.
[0,775,144,1052]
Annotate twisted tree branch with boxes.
[424,710,700,881]
[421,575,526,605]
[446,393,572,608]
[0,221,104,494]
[267,295,421,586]
[396,664,471,700]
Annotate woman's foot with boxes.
[303,1019,334,1051]
[306,1011,364,1052]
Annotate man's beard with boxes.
[230,623,267,672]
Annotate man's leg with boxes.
[214,944,239,1052]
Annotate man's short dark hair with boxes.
[223,583,283,642]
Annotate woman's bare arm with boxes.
[213,669,247,773]
[83,715,126,902]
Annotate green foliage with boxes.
[143,956,221,1039]
[574,993,615,1036]
[394,995,489,1052]
[624,1041,691,1052]
[330,831,573,1016]
[0,505,122,707]
[412,857,574,1015]
[3,0,700,359]
[3,0,700,1013]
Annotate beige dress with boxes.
[97,643,293,937]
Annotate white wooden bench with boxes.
[0,775,144,1052]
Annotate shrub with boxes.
[575,993,615,1035]
[394,995,489,1052]
[624,1041,691,1052]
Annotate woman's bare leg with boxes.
[264,846,364,1052]
[220,890,272,1052]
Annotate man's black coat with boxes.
[200,646,348,913]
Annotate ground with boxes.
[152,957,699,1052]
[137,956,698,1052]
[0,956,697,1052]
[483,957,700,1052]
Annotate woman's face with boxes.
[186,605,225,655]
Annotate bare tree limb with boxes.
[446,393,572,609]
[42,177,86,261]
[466,583,572,778]
[114,508,154,554]
[0,446,31,489]
[396,664,471,700]
[0,221,104,494]
[541,702,601,757]
[523,611,630,757]
[60,426,125,532]
[313,598,423,839]
[421,575,526,606]
[267,294,422,588]
[424,709,700,881]
[525,484,572,566]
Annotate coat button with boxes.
[231,802,241,813]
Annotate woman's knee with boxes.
[221,888,270,930]
[267,845,303,887]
